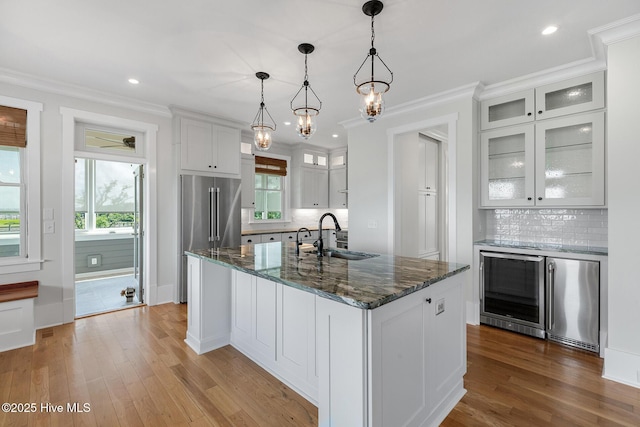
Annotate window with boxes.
[0,146,23,257]
[75,159,136,231]
[253,156,287,221]
[0,97,42,273]
[254,173,283,220]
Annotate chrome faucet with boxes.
[295,227,312,256]
[316,213,341,257]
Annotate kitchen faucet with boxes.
[316,213,341,257]
[295,227,312,256]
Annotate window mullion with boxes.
[86,159,96,230]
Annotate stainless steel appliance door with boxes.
[546,257,599,352]
[212,177,241,249]
[480,251,545,335]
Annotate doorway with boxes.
[74,158,144,317]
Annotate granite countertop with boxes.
[475,239,608,256]
[242,227,342,236]
[186,242,469,310]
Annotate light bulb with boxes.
[254,128,272,151]
[360,85,384,122]
[295,111,316,139]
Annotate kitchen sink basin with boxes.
[303,248,379,261]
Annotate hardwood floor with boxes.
[0,303,638,426]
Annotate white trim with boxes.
[0,95,43,274]
[341,83,479,130]
[60,107,158,323]
[0,67,170,118]
[589,13,640,58]
[603,347,640,389]
[386,113,458,263]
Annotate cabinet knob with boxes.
[527,197,532,201]
[538,197,543,201]
[247,239,252,243]
[538,110,543,115]
[269,237,275,241]
[527,112,532,116]
[208,165,212,168]
[426,298,432,304]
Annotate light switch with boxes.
[44,220,55,234]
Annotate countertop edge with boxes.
[185,250,470,310]
[474,240,608,256]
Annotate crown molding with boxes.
[589,13,640,60]
[340,82,482,130]
[0,67,171,118]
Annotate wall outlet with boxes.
[436,298,445,315]
[87,255,102,268]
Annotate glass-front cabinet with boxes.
[480,71,604,130]
[480,112,605,208]
[535,112,605,206]
[480,125,535,207]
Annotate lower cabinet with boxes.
[230,270,318,403]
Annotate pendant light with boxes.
[290,43,322,139]
[251,72,276,151]
[353,0,393,122]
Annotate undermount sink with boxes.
[303,248,379,261]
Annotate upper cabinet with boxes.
[292,146,330,208]
[480,112,605,207]
[479,71,606,208]
[299,148,328,169]
[329,149,348,209]
[481,72,605,130]
[179,117,241,175]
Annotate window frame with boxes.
[0,95,43,274]
[249,153,291,224]
[254,173,284,221]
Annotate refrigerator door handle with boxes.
[208,187,221,244]
[215,187,220,242]
[547,261,556,331]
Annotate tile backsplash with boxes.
[485,208,608,248]
[242,208,348,232]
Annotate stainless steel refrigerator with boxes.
[180,175,241,302]
[546,257,600,353]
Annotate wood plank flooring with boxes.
[0,303,638,426]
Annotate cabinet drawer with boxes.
[259,233,281,243]
[241,235,259,245]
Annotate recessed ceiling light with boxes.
[542,25,558,35]
[332,134,339,138]
[283,121,291,126]
[128,78,140,85]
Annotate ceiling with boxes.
[2,1,639,149]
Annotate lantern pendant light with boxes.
[251,72,276,151]
[353,0,393,122]
[290,43,322,139]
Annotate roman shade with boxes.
[0,106,27,148]
[255,156,287,176]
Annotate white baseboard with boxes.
[35,301,65,329]
[466,300,480,325]
[154,283,175,306]
[603,347,640,389]
[184,332,229,355]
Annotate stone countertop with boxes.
[242,227,342,236]
[475,239,608,256]
[186,242,469,310]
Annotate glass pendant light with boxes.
[353,0,393,122]
[291,43,322,139]
[251,72,276,151]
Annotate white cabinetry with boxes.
[418,137,440,259]
[180,117,240,175]
[329,148,348,209]
[317,274,465,427]
[293,146,329,208]
[231,271,318,402]
[184,256,231,355]
[480,112,605,207]
[481,72,604,130]
[241,157,255,208]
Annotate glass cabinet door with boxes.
[481,90,535,130]
[480,124,535,207]
[535,71,605,120]
[535,112,605,206]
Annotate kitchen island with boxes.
[185,242,469,427]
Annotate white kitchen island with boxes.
[185,242,469,427]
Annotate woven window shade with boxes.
[0,106,27,148]
[255,156,287,176]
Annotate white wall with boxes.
[347,93,478,305]
[603,33,640,388]
[0,81,175,328]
